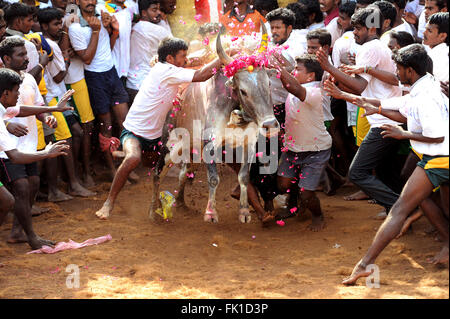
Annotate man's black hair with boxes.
[392,43,429,76]
[157,37,188,62]
[254,0,279,15]
[351,6,384,37]
[430,0,448,10]
[286,2,308,30]
[372,1,397,28]
[37,7,64,26]
[306,28,332,47]
[138,0,160,16]
[295,54,324,81]
[428,12,449,45]
[356,0,377,6]
[266,7,296,28]
[0,67,22,97]
[298,0,324,23]
[390,30,416,47]
[339,1,356,18]
[0,36,25,62]
[4,2,36,26]
[385,0,407,10]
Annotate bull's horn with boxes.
[258,19,268,53]
[217,26,233,65]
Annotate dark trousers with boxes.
[349,127,401,210]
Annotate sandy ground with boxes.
[0,164,448,299]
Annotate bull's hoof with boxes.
[204,210,219,223]
[239,209,251,224]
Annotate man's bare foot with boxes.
[128,171,140,184]
[396,210,423,239]
[342,261,373,285]
[48,189,73,202]
[427,245,449,265]
[31,205,51,217]
[82,174,96,188]
[261,211,276,226]
[68,183,97,198]
[28,235,56,250]
[95,203,113,220]
[7,231,28,244]
[373,210,387,220]
[307,215,326,232]
[344,190,369,201]
[231,184,240,200]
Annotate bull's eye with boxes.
[240,89,248,97]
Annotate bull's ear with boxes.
[225,78,234,88]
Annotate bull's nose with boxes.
[262,118,279,130]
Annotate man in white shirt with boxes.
[159,0,175,34]
[39,6,96,200]
[126,0,169,104]
[299,0,326,30]
[0,42,73,249]
[423,12,449,82]
[386,0,417,38]
[0,68,70,234]
[267,8,303,128]
[95,37,223,220]
[270,54,331,231]
[317,6,403,214]
[418,0,447,40]
[339,44,449,284]
[69,0,130,179]
[97,0,134,80]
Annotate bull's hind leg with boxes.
[175,163,190,208]
[238,161,252,224]
[205,163,220,223]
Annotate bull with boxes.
[149,25,279,224]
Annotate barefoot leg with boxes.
[96,138,142,220]
[301,190,326,232]
[344,167,435,285]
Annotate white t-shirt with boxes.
[69,21,114,72]
[392,20,417,38]
[269,30,308,106]
[64,57,85,84]
[123,62,196,140]
[285,81,332,152]
[98,3,134,78]
[158,19,173,36]
[356,39,402,127]
[418,9,427,39]
[308,22,325,31]
[326,17,343,48]
[428,43,449,82]
[127,20,170,90]
[44,38,67,101]
[0,104,16,153]
[381,73,449,156]
[0,73,44,159]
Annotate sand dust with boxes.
[0,164,448,299]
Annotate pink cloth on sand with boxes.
[27,234,112,254]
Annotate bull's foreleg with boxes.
[238,161,252,224]
[205,162,220,223]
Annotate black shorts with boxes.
[84,67,129,115]
[0,159,39,184]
